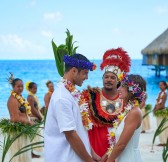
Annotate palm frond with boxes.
[162,138,168,162]
[52,29,78,77]
[152,117,168,150]
[143,110,152,119]
[0,119,44,162]
[9,141,44,162]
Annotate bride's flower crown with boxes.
[120,75,147,102]
[63,54,96,71]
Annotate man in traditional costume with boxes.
[82,48,131,161]
[44,54,100,162]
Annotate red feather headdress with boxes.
[100,47,131,79]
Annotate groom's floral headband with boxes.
[120,75,147,102]
[63,54,96,71]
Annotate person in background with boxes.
[153,81,167,112]
[140,92,150,133]
[8,77,32,125]
[7,74,33,162]
[44,80,54,109]
[26,81,44,158]
[107,74,147,162]
[153,81,167,146]
[44,54,100,162]
[26,82,43,121]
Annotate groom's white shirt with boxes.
[44,82,90,162]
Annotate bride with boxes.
[107,74,146,162]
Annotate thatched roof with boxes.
[141,28,168,55]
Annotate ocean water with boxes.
[0,59,168,118]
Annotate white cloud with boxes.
[41,30,53,38]
[112,28,121,34]
[28,0,36,7]
[0,34,46,54]
[155,6,168,15]
[43,12,62,21]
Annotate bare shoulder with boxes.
[27,95,34,101]
[125,107,142,123]
[45,93,51,97]
[7,95,19,109]
[7,95,17,105]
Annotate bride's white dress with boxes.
[115,116,142,162]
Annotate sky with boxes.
[0,0,168,60]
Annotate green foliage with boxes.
[52,29,78,77]
[163,138,168,162]
[154,108,168,118]
[142,104,152,119]
[143,110,152,119]
[152,117,168,151]
[0,119,44,162]
[0,119,37,138]
[144,104,152,112]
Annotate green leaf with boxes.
[143,110,152,119]
[162,138,168,162]
[52,29,78,77]
[152,118,168,150]
[0,119,44,162]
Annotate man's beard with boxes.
[104,86,113,91]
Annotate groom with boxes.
[44,54,100,162]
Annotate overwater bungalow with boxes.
[141,28,168,77]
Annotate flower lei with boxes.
[61,79,93,130]
[28,91,41,109]
[11,91,31,115]
[106,100,139,156]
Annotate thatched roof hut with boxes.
[141,28,168,77]
[142,28,168,55]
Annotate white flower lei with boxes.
[61,79,93,130]
[106,101,138,156]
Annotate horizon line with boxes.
[0,58,143,61]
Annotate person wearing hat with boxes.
[44,54,100,162]
[81,48,131,161]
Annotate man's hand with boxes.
[91,148,101,161]
[100,153,108,162]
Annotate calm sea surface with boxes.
[0,59,168,118]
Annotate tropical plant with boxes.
[142,104,152,119]
[52,29,78,76]
[144,104,152,112]
[151,117,168,151]
[0,119,44,162]
[143,110,152,119]
[162,138,168,162]
[154,108,168,118]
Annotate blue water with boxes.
[0,60,168,118]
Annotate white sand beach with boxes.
[0,114,164,162]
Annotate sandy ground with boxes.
[0,114,164,162]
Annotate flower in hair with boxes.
[120,75,146,102]
[63,54,96,71]
[25,81,31,91]
[7,72,14,84]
